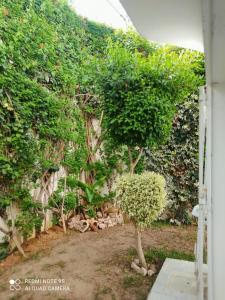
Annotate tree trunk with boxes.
[135,225,147,269]
[128,147,143,174]
[61,175,67,233]
[130,165,135,174]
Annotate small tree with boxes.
[100,41,198,173]
[116,172,166,268]
[99,39,198,270]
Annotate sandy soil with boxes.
[0,224,196,300]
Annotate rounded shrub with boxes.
[116,172,167,228]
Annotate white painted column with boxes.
[203,0,225,299]
[207,84,225,300]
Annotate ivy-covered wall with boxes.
[0,0,114,246]
[146,95,199,223]
[146,55,205,224]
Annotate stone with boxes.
[110,217,118,226]
[96,211,103,218]
[141,267,148,276]
[116,213,124,225]
[131,261,141,272]
[149,264,157,273]
[131,262,147,276]
[108,212,117,218]
[147,269,155,277]
[107,219,114,227]
[98,223,106,230]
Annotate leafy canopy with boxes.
[100,42,199,148]
[115,172,166,227]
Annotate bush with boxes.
[115,172,167,268]
[115,172,167,228]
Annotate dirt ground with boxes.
[0,223,196,300]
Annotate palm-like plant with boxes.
[76,177,108,217]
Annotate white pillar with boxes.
[203,1,225,299]
[207,84,225,300]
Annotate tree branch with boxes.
[129,147,143,174]
[133,148,144,170]
[128,147,133,173]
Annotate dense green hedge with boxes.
[146,54,204,223]
[146,95,200,223]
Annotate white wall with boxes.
[203,0,225,299]
[208,84,225,300]
[120,0,203,51]
[0,166,66,244]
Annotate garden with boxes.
[0,0,204,299]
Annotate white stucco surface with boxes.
[148,259,207,300]
[120,0,203,51]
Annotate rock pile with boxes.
[68,212,124,233]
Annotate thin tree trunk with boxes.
[135,225,147,269]
[128,147,134,174]
[61,175,67,233]
[128,147,143,174]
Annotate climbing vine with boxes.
[146,95,200,223]
[146,53,205,223]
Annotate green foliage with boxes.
[145,53,204,223]
[15,211,42,239]
[146,95,200,223]
[0,0,84,240]
[114,29,157,56]
[0,0,205,234]
[145,247,195,263]
[75,178,110,217]
[99,38,204,220]
[122,274,143,289]
[0,0,116,239]
[0,0,116,198]
[15,190,43,238]
[100,42,198,148]
[0,243,9,260]
[115,172,166,228]
[84,20,114,55]
[0,0,99,214]
[49,178,79,213]
[85,161,112,182]
[52,214,60,226]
